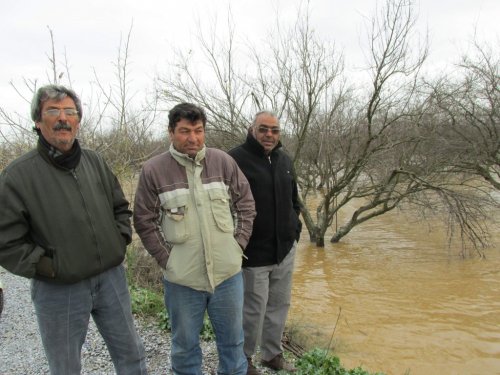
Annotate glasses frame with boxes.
[43,108,79,118]
[257,125,280,135]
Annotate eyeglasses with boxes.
[257,125,280,135]
[43,108,79,117]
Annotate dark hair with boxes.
[168,102,207,131]
[31,84,82,123]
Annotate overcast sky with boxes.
[1,0,499,118]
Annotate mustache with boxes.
[53,122,72,131]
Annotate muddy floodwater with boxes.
[289,208,500,375]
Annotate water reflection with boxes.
[289,209,500,375]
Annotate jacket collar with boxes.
[37,136,82,170]
[169,143,206,167]
[244,132,282,157]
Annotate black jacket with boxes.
[228,134,301,267]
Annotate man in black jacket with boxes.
[228,111,301,374]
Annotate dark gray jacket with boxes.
[0,142,132,283]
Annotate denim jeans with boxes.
[31,264,147,375]
[163,272,247,375]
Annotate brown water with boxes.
[289,208,500,375]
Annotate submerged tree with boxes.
[247,5,347,246]
[326,0,497,254]
[326,0,429,243]
[155,0,497,251]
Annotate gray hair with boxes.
[31,84,82,122]
[251,110,279,126]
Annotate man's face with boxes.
[169,118,205,158]
[35,97,80,153]
[251,113,280,154]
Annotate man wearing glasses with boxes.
[228,111,302,374]
[0,84,147,374]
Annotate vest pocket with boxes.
[208,188,234,233]
[160,195,189,243]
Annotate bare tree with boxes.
[242,5,348,246]
[77,23,164,181]
[252,0,429,246]
[0,27,63,169]
[0,26,162,182]
[154,0,496,252]
[427,40,500,190]
[158,11,252,149]
[277,0,493,251]
[323,0,429,243]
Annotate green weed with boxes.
[129,286,164,316]
[295,348,385,375]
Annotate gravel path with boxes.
[0,267,273,375]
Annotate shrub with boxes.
[295,349,385,375]
[130,286,164,316]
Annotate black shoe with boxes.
[261,353,296,372]
[246,357,261,375]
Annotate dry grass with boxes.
[126,240,164,294]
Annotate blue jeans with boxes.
[31,264,147,375]
[163,272,247,375]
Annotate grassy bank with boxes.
[125,242,386,375]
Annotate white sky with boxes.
[1,0,499,119]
